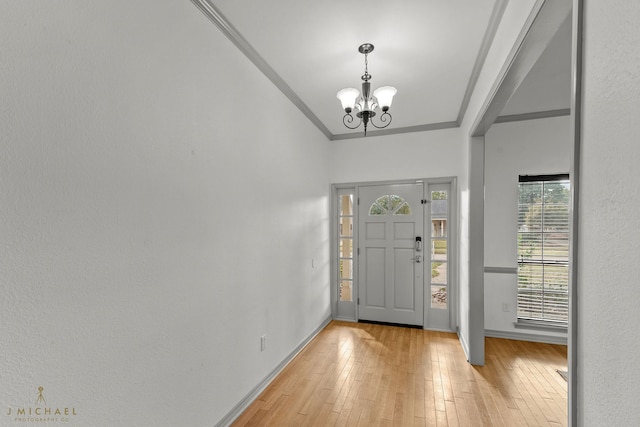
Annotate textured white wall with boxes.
[0,1,330,425]
[329,128,464,184]
[579,2,640,425]
[484,116,571,336]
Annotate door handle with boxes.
[412,255,422,263]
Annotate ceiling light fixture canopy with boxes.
[337,43,396,136]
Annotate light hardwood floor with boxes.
[232,321,568,426]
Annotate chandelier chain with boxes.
[362,52,371,81]
[365,52,368,75]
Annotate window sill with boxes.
[514,320,568,333]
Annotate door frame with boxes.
[331,177,457,332]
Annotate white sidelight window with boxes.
[338,190,355,302]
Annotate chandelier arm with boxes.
[342,113,362,130]
[369,111,392,129]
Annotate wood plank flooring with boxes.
[232,321,567,426]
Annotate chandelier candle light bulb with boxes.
[373,86,397,111]
[337,43,396,136]
[336,88,359,113]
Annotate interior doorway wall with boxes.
[465,0,579,425]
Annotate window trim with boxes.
[514,319,568,332]
[517,174,570,326]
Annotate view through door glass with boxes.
[339,193,354,302]
[426,184,452,331]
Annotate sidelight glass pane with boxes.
[431,262,447,285]
[431,190,448,201]
[340,194,353,216]
[340,216,353,237]
[339,280,352,302]
[431,285,447,309]
[339,238,353,258]
[339,259,353,280]
[431,219,447,237]
[431,238,447,260]
[337,190,355,306]
[431,192,448,238]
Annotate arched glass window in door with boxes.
[369,195,411,216]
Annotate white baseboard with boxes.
[333,316,357,322]
[215,315,332,427]
[485,328,567,345]
[457,329,471,362]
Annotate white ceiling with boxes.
[195,0,571,139]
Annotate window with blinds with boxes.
[517,174,570,325]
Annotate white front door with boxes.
[358,183,424,325]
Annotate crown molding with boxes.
[330,121,459,141]
[189,0,333,140]
[457,0,509,125]
[494,108,570,123]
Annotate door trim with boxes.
[331,177,457,332]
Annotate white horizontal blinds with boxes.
[517,175,570,324]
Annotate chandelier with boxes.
[336,43,397,136]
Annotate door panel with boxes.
[358,183,424,325]
[393,248,415,309]
[394,222,415,240]
[365,222,385,240]
[364,247,385,307]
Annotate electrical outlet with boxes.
[260,335,267,351]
